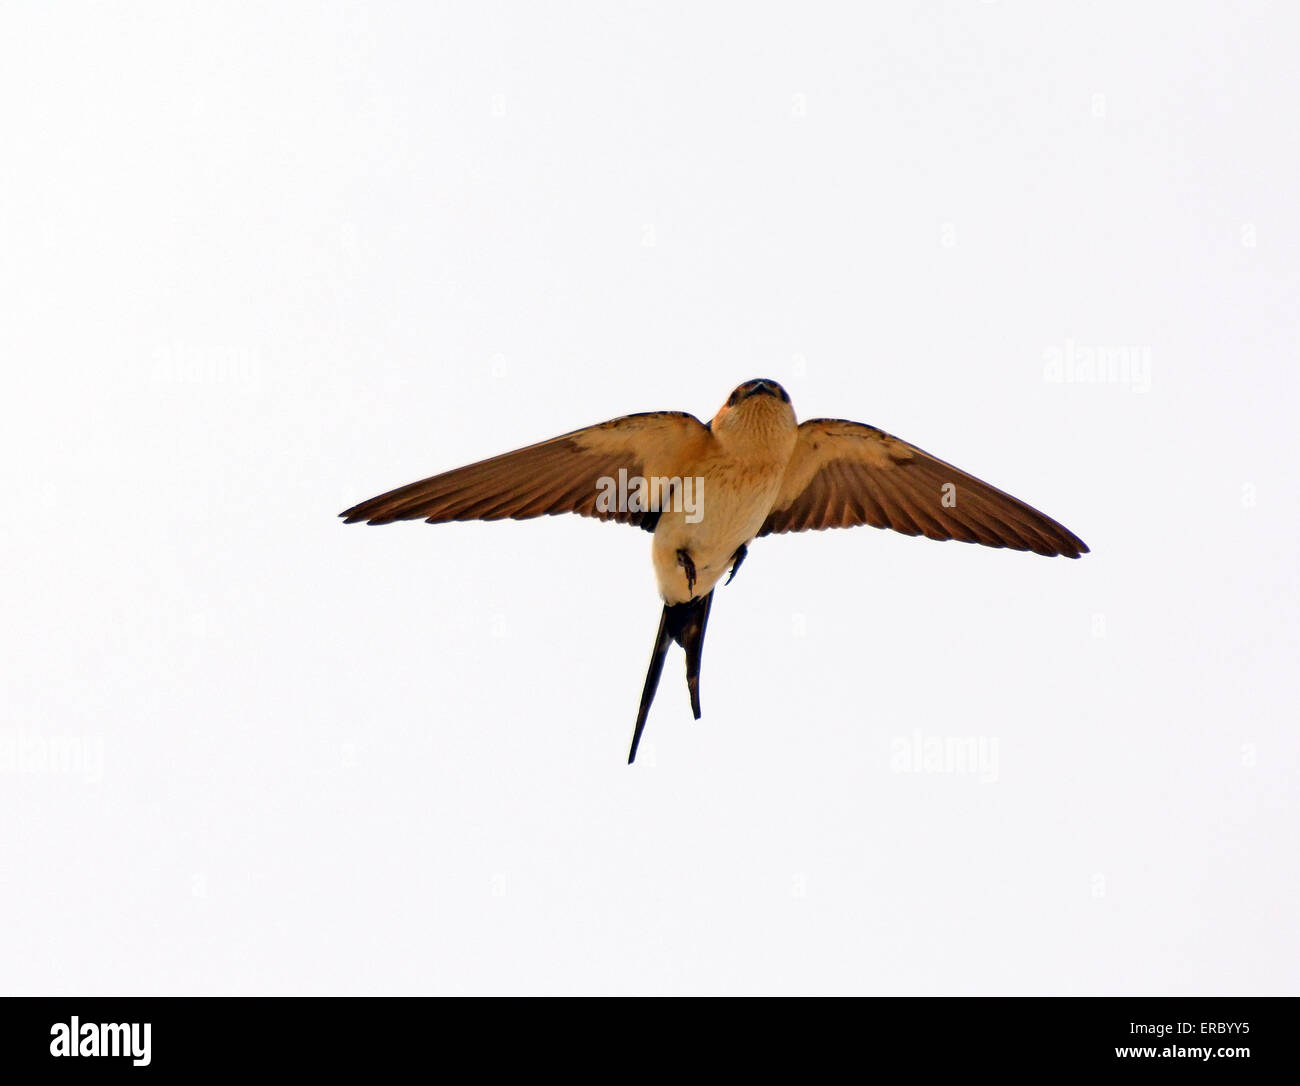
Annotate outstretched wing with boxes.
[341,411,712,528]
[758,419,1088,558]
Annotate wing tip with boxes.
[339,503,404,525]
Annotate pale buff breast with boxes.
[651,458,787,603]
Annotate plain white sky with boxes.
[1,2,1296,995]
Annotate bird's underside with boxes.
[342,378,1089,762]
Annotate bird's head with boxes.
[711,378,796,437]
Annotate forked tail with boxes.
[627,592,715,763]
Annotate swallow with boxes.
[341,378,1088,762]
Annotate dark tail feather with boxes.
[627,593,715,764]
[677,593,713,720]
[628,607,672,764]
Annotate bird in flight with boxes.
[341,379,1088,762]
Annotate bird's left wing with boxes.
[341,411,712,528]
[758,419,1088,557]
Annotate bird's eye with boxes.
[727,387,744,406]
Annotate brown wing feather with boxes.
[759,419,1088,558]
[341,411,712,527]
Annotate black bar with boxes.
[0,996,1290,1074]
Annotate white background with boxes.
[2,2,1296,995]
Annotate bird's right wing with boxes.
[341,411,713,528]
